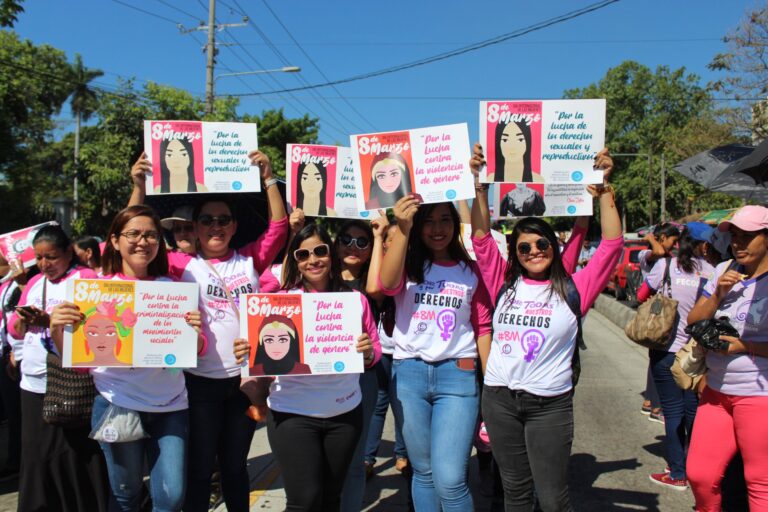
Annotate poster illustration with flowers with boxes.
[63,279,199,368]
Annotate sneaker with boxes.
[395,457,409,472]
[649,472,688,491]
[649,410,665,424]
[641,399,652,415]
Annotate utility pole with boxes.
[660,154,666,222]
[205,0,216,115]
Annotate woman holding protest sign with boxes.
[234,222,381,511]
[377,198,492,511]
[50,204,206,511]
[7,224,109,511]
[470,143,621,511]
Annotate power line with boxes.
[230,0,622,97]
[111,0,181,25]
[153,0,203,23]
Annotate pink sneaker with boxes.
[649,472,688,491]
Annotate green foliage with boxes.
[0,0,23,27]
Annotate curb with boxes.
[593,293,636,330]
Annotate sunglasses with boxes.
[294,244,330,262]
[172,224,194,234]
[517,238,552,255]
[197,214,233,227]
[339,233,370,250]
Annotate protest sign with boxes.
[286,144,380,220]
[480,100,606,184]
[143,120,260,194]
[63,279,199,368]
[491,183,592,218]
[351,123,474,210]
[241,292,364,377]
[0,222,58,271]
[460,224,508,261]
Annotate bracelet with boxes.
[474,182,489,192]
[264,177,278,189]
[596,184,615,200]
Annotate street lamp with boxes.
[214,66,301,81]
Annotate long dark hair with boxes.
[368,152,412,208]
[500,186,546,217]
[32,225,76,277]
[653,223,681,242]
[404,202,472,284]
[282,223,346,292]
[296,161,328,215]
[494,120,532,182]
[334,219,373,289]
[160,138,197,193]
[502,217,569,304]
[676,230,701,275]
[102,205,169,277]
[254,314,302,375]
[74,236,102,268]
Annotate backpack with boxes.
[495,277,585,387]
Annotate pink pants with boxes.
[687,387,768,512]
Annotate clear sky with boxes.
[12,0,756,145]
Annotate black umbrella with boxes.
[673,144,754,188]
[711,137,768,188]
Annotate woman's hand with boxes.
[131,152,151,188]
[392,195,420,234]
[594,147,614,182]
[713,270,744,301]
[356,333,374,361]
[234,338,250,365]
[289,208,305,234]
[371,211,388,240]
[249,150,274,182]
[49,302,83,330]
[469,143,486,182]
[720,335,748,355]
[184,310,202,333]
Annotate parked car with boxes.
[605,242,648,301]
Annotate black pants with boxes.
[183,373,256,512]
[0,352,20,469]
[267,405,363,512]
[482,385,574,512]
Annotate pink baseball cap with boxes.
[718,205,768,232]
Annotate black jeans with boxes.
[183,373,256,512]
[482,385,574,512]
[267,405,362,512]
[0,351,20,469]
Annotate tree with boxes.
[709,4,768,141]
[0,0,23,27]
[68,53,103,221]
[565,61,740,230]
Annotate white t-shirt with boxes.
[91,275,188,412]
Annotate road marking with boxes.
[249,463,282,505]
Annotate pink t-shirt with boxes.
[473,231,623,395]
[168,218,288,379]
[702,262,768,396]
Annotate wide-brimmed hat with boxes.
[160,205,194,230]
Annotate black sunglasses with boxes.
[339,233,370,250]
[197,214,233,227]
[517,238,552,255]
[294,244,330,262]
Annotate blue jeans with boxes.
[365,354,407,465]
[649,349,698,480]
[92,394,188,512]
[340,367,379,512]
[394,358,478,512]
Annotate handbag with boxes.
[624,258,679,349]
[39,276,98,428]
[671,338,706,390]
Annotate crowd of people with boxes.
[0,141,766,512]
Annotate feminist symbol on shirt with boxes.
[436,309,457,341]
[520,329,545,362]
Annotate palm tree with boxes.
[69,54,103,221]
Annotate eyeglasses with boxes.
[120,230,160,244]
[197,214,233,227]
[339,233,370,250]
[172,224,194,234]
[517,238,551,255]
[293,244,330,262]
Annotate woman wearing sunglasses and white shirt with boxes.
[128,151,288,512]
[470,144,622,512]
[235,223,381,511]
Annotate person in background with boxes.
[576,239,596,272]
[160,205,197,255]
[74,236,103,274]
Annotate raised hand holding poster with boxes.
[143,120,260,194]
[63,279,199,368]
[241,292,364,377]
[0,222,58,272]
[491,183,592,218]
[351,123,474,210]
[480,100,605,184]
[286,144,380,220]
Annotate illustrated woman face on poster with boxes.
[252,314,311,376]
[500,184,546,217]
[81,304,136,366]
[365,152,413,210]
[494,120,543,183]
[296,161,336,217]
[156,138,208,193]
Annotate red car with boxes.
[605,242,648,301]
